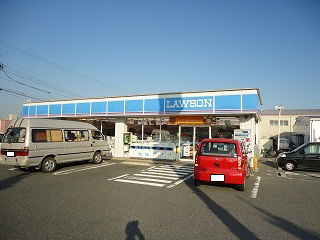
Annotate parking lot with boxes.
[1,158,319,240]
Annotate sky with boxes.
[0,0,319,118]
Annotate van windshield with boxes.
[200,142,237,157]
[4,128,26,143]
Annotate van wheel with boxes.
[41,157,56,173]
[92,152,103,164]
[194,180,201,186]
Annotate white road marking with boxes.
[167,175,194,188]
[146,169,186,176]
[109,164,193,188]
[250,176,261,199]
[125,176,172,183]
[121,161,152,166]
[114,179,165,187]
[54,163,115,175]
[8,168,16,171]
[141,171,184,177]
[163,165,194,170]
[152,167,193,174]
[108,174,129,181]
[133,174,179,180]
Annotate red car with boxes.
[193,138,250,191]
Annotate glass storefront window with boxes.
[161,117,179,143]
[211,117,240,139]
[127,117,179,143]
[127,118,143,142]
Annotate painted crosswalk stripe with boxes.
[133,174,179,180]
[141,171,184,177]
[152,167,193,174]
[163,165,194,170]
[114,179,165,187]
[125,176,172,183]
[146,169,187,176]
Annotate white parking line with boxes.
[108,174,129,181]
[54,163,115,175]
[167,175,193,188]
[250,176,261,199]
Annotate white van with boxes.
[0,118,112,172]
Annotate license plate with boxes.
[6,151,15,157]
[210,174,225,182]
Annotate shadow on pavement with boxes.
[0,172,30,192]
[179,164,259,240]
[125,220,145,240]
[259,159,278,169]
[238,197,320,240]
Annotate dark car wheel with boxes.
[284,161,295,171]
[92,151,103,164]
[194,180,201,186]
[237,179,246,191]
[41,157,56,173]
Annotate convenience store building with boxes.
[22,88,262,161]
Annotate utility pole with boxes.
[275,105,284,151]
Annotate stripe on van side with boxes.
[28,151,95,159]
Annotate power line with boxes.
[0,70,72,99]
[0,91,28,100]
[0,86,44,101]
[0,39,130,95]
[3,65,85,98]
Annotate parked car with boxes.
[0,132,4,146]
[277,142,320,171]
[0,118,112,172]
[193,138,250,191]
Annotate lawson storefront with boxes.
[22,88,262,162]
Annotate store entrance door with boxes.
[179,125,210,161]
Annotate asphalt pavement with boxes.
[0,158,319,240]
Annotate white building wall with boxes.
[240,116,257,158]
[114,117,128,158]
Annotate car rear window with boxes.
[200,142,237,157]
[4,128,26,143]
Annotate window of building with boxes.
[270,120,288,126]
[127,117,179,143]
